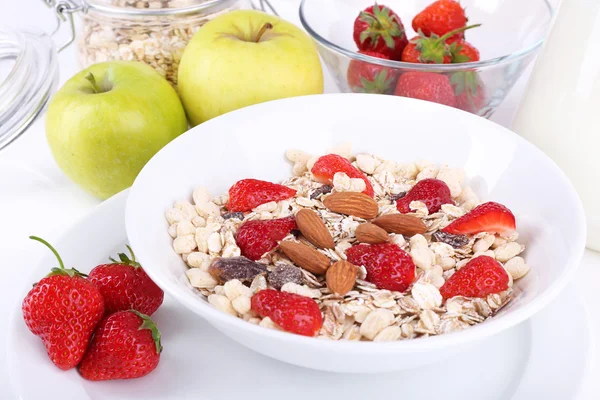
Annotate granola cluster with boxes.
[165,144,529,341]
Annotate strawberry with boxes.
[450,71,486,113]
[251,289,322,336]
[401,25,480,64]
[442,201,516,235]
[88,246,164,316]
[311,154,374,197]
[346,243,415,292]
[22,236,104,370]
[236,216,297,260]
[396,178,453,214]
[448,39,480,63]
[78,310,162,380]
[440,255,509,299]
[394,72,456,107]
[353,4,408,60]
[347,50,396,94]
[412,0,468,42]
[227,179,296,212]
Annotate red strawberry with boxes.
[396,178,453,214]
[412,0,468,42]
[448,39,480,62]
[450,71,486,113]
[401,25,480,64]
[22,236,104,370]
[442,202,516,235]
[347,50,396,94]
[227,179,296,212]
[251,289,322,336]
[78,310,162,381]
[394,72,456,107]
[88,246,164,316]
[440,255,509,299]
[346,243,415,292]
[236,216,297,260]
[311,154,374,197]
[353,4,408,60]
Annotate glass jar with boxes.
[77,0,255,85]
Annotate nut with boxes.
[372,214,427,236]
[355,223,390,244]
[295,209,335,249]
[279,241,331,275]
[322,192,379,220]
[326,260,357,296]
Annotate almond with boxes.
[279,241,331,275]
[326,260,357,296]
[355,223,390,244]
[295,209,335,249]
[322,192,379,220]
[372,213,427,236]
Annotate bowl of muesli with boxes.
[125,93,586,373]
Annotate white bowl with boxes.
[125,94,586,373]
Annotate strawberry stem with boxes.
[437,24,481,43]
[30,236,64,270]
[108,244,141,268]
[132,310,163,354]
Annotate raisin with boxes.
[432,231,469,248]
[222,211,245,220]
[389,192,407,202]
[208,257,267,284]
[310,184,333,200]
[268,264,303,290]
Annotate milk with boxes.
[513,0,600,251]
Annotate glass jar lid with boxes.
[83,0,277,16]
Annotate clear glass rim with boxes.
[83,0,241,16]
[299,0,554,71]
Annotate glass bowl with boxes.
[299,0,553,117]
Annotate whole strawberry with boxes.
[311,154,374,197]
[346,243,415,292]
[88,246,164,316]
[440,255,509,299]
[396,178,453,214]
[413,0,468,41]
[401,25,480,64]
[78,310,162,381]
[251,289,322,336]
[448,38,481,63]
[394,72,456,107]
[353,4,408,60]
[22,236,104,370]
[451,72,486,113]
[236,216,297,260]
[347,50,397,94]
[227,179,296,212]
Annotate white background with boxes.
[1,0,598,398]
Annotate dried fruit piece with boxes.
[311,154,374,197]
[355,223,390,244]
[295,209,335,249]
[227,179,296,212]
[222,211,245,221]
[310,184,333,200]
[208,257,267,284]
[279,241,331,275]
[396,178,453,214]
[432,231,469,248]
[346,243,416,292]
[267,264,303,290]
[372,214,427,236]
[443,202,516,235]
[326,260,357,296]
[251,289,323,336]
[322,192,379,220]
[236,216,297,261]
[389,192,407,202]
[440,255,509,299]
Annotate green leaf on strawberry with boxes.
[131,310,163,354]
[358,7,404,49]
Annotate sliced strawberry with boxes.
[396,178,452,214]
[227,179,296,212]
[311,154,374,197]
[443,201,516,235]
[236,216,297,261]
[440,255,509,299]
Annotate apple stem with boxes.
[255,23,273,43]
[85,72,102,94]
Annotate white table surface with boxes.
[1,0,598,398]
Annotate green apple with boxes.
[178,10,324,126]
[46,61,188,199]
